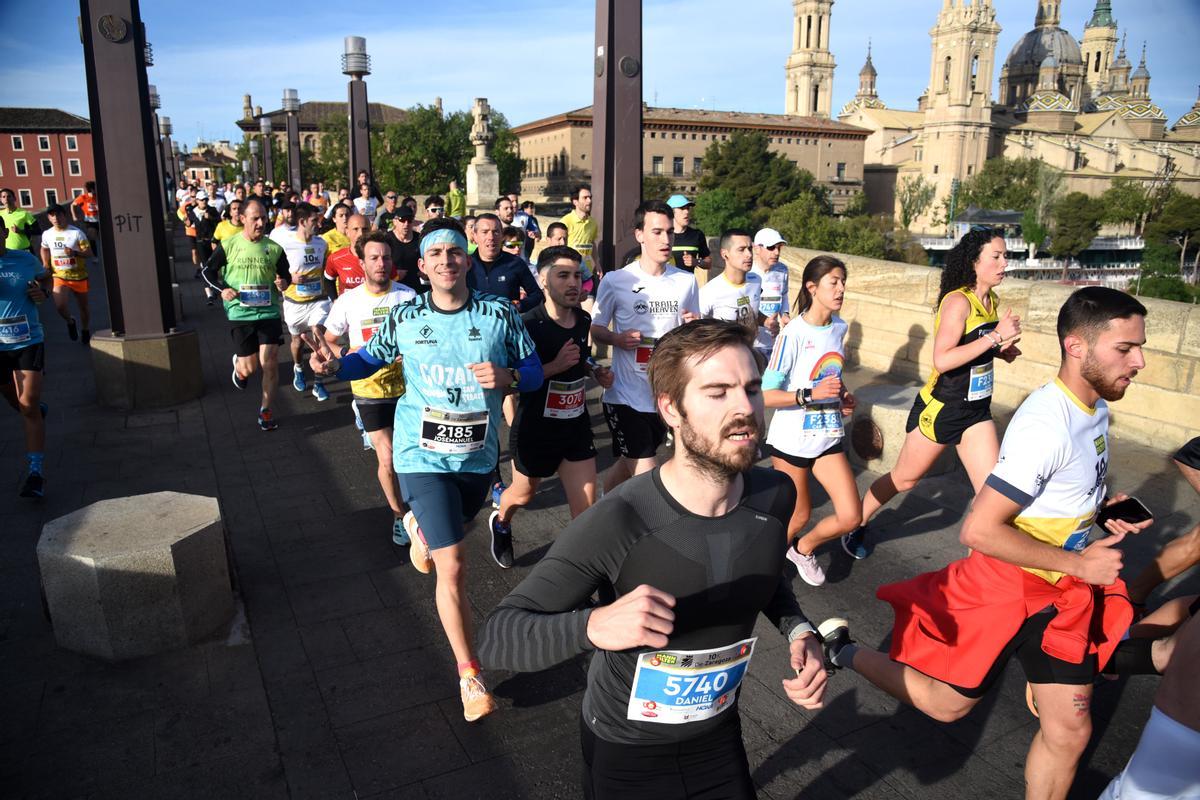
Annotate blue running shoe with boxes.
[491,480,505,510]
[392,516,410,547]
[841,526,872,560]
[311,383,329,402]
[292,365,306,393]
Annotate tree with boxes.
[692,189,752,238]
[1143,191,1200,280]
[896,175,935,230]
[1021,208,1049,257]
[641,174,674,202]
[842,191,868,217]
[699,130,829,225]
[766,193,888,259]
[1051,192,1103,279]
[958,158,1043,211]
[1099,177,1149,234]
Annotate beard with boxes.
[1081,351,1131,402]
[678,413,761,482]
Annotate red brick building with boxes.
[0,108,95,212]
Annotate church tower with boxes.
[921,0,1001,204]
[1080,0,1118,99]
[785,0,837,118]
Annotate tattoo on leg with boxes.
[1072,693,1090,717]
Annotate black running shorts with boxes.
[230,318,284,357]
[0,342,45,374]
[949,609,1098,698]
[906,393,992,446]
[602,402,666,460]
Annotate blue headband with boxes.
[419,228,468,257]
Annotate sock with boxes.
[832,642,859,670]
[458,660,482,678]
[27,452,44,475]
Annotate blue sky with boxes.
[2,0,1196,150]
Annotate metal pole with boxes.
[591,0,643,278]
[343,37,372,189]
[78,0,176,335]
[259,116,274,185]
[248,138,260,183]
[283,88,301,190]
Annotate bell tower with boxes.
[785,0,836,117]
[1080,0,1118,99]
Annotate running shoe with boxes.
[66,317,78,341]
[81,329,91,346]
[489,510,514,569]
[460,672,497,722]
[311,383,329,402]
[292,365,307,393]
[817,618,853,672]
[392,516,410,547]
[230,354,246,390]
[787,546,826,586]
[404,511,433,574]
[361,430,373,451]
[257,408,278,432]
[19,471,45,499]
[841,526,872,560]
[352,400,364,431]
[491,479,505,510]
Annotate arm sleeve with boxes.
[201,242,227,292]
[698,235,711,259]
[515,264,545,312]
[762,574,812,638]
[274,250,291,284]
[334,349,388,381]
[698,284,715,318]
[513,351,543,393]
[987,416,1064,505]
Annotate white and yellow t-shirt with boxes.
[699,271,762,331]
[42,226,91,281]
[986,378,1109,584]
[279,232,328,303]
[324,281,416,400]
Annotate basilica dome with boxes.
[1004,26,1083,72]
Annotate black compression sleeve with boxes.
[274,250,291,286]
[201,242,227,292]
[763,573,811,638]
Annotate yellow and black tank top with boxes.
[920,287,999,407]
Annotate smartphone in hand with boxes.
[1096,496,1153,528]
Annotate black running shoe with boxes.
[841,526,872,560]
[817,617,853,673]
[489,510,514,569]
[66,318,78,341]
[19,471,45,498]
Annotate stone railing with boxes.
[779,247,1200,449]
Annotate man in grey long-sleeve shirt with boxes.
[479,319,827,799]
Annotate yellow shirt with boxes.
[559,211,597,279]
[322,228,351,254]
[213,221,243,242]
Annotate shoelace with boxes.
[461,674,488,699]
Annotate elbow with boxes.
[959,515,984,550]
[931,354,952,375]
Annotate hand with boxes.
[300,331,339,376]
[841,391,857,417]
[468,361,508,390]
[274,275,289,292]
[1075,532,1125,586]
[586,584,676,650]
[764,314,780,336]
[548,339,581,374]
[997,340,1022,363]
[220,288,237,302]
[995,308,1021,341]
[614,330,643,351]
[680,310,699,323]
[682,252,694,268]
[25,281,46,303]
[810,375,842,401]
[1100,493,1155,536]
[781,635,827,710]
[593,365,615,389]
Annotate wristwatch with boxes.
[794,387,814,408]
[508,368,521,389]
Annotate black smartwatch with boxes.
[794,387,813,408]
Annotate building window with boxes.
[72,187,83,197]
[701,134,707,141]
[14,159,27,176]
[652,156,663,175]
[45,189,58,206]
[670,133,677,140]
[933,164,939,174]
[66,135,78,151]
[650,132,656,139]
[967,164,974,175]
[836,162,846,180]
[691,133,697,140]
[18,189,32,207]
[38,135,50,151]
[693,157,703,175]
[943,56,952,91]
[41,159,53,176]
[11,135,23,151]
[970,54,979,92]
[673,157,684,177]
[68,158,81,176]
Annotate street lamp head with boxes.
[249,139,260,155]
[148,84,160,109]
[282,89,300,114]
[160,116,172,135]
[342,36,371,77]
[259,115,272,135]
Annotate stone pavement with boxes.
[1,232,1196,799]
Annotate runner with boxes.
[188,191,220,281]
[559,185,597,303]
[591,200,699,493]
[320,203,351,255]
[322,230,416,545]
[424,195,445,226]
[208,199,245,306]
[819,287,1153,800]
[306,216,543,722]
[479,319,827,798]
[0,189,38,252]
[1126,437,1200,607]
[386,206,422,294]
[1,215,51,498]
[468,213,543,310]
[40,205,92,345]
[446,179,466,220]
[751,228,790,363]
[374,191,401,233]
[698,229,761,335]
[667,194,711,279]
[71,181,100,245]
[324,213,374,295]
[544,221,568,248]
[268,201,296,244]
[513,200,541,261]
[201,198,291,431]
[843,227,1021,560]
[278,203,331,402]
[352,182,378,225]
[489,245,613,568]
[762,255,861,587]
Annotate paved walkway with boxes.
[1,231,1196,799]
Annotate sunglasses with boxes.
[428,207,444,213]
[503,241,521,249]
[385,195,397,200]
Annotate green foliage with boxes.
[1050,192,1102,261]
[1143,191,1200,274]
[313,114,351,187]
[1021,208,1049,255]
[842,191,869,217]
[1134,274,1196,302]
[641,174,675,202]
[699,130,829,225]
[767,194,887,259]
[958,158,1043,211]
[896,175,935,230]
[1099,177,1149,230]
[692,189,752,237]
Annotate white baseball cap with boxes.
[753,228,786,247]
[196,190,209,200]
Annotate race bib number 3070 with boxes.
[626,637,755,725]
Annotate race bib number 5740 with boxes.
[626,637,755,725]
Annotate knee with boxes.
[16,401,40,419]
[838,508,863,534]
[890,472,920,493]
[1040,716,1092,756]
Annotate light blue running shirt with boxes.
[0,249,46,351]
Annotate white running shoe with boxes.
[786,546,826,586]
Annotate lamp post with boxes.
[282,88,301,190]
[160,115,175,205]
[342,36,372,189]
[248,138,260,183]
[259,114,274,186]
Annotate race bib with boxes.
[1062,513,1097,553]
[52,255,74,270]
[801,405,844,438]
[0,315,31,345]
[967,363,994,402]
[420,407,488,454]
[295,279,323,298]
[759,294,783,315]
[238,284,272,307]
[358,314,387,345]
[634,336,657,374]
[627,638,756,725]
[543,378,586,419]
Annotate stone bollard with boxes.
[846,384,957,476]
[36,492,233,661]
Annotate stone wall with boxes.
[780,247,1200,449]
